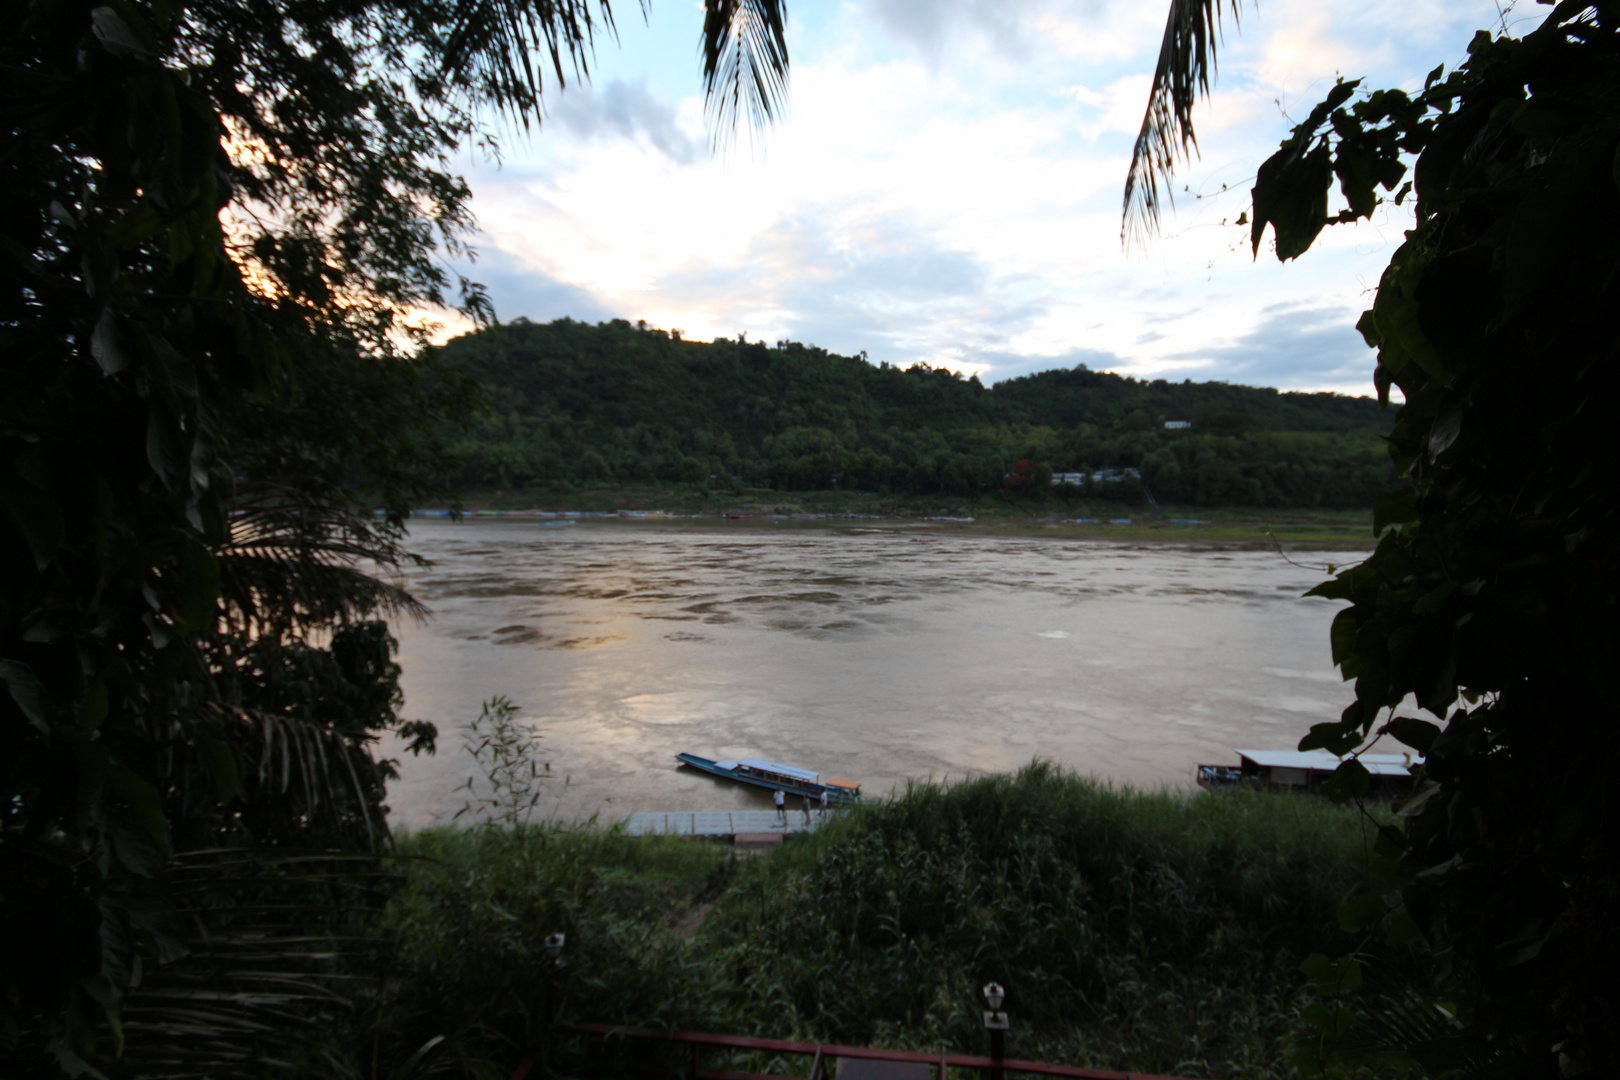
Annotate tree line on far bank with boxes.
[435,318,1400,508]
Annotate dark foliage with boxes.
[2,0,506,1070]
[3,2,268,1068]
[437,317,1399,507]
[3,0,790,1070]
[1249,3,1620,1073]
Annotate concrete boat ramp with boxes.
[620,809,838,847]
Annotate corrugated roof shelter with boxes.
[1236,750,1420,778]
[739,757,820,783]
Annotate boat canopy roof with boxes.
[1237,749,1421,777]
[713,760,738,771]
[823,777,861,790]
[738,757,820,783]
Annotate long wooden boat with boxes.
[676,753,861,804]
[1196,748,1422,798]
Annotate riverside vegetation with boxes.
[437,319,1399,511]
[10,0,1614,1070]
[366,763,1404,1079]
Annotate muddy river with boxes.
[381,520,1362,828]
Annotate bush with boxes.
[364,764,1399,1078]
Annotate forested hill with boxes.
[436,317,1398,507]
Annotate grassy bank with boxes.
[364,764,1396,1078]
[445,487,1376,548]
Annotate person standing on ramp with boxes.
[774,787,785,824]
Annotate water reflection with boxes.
[382,521,1359,828]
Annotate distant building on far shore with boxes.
[1163,414,1192,430]
[1052,468,1141,487]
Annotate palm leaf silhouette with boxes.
[115,849,397,1079]
[1123,0,1246,245]
[702,0,790,150]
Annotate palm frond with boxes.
[701,0,790,151]
[1122,0,1245,246]
[162,698,397,854]
[217,478,427,640]
[115,849,399,1080]
[1332,985,1503,1077]
[251,710,379,845]
[435,0,624,126]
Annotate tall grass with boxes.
[701,762,1387,1076]
[363,763,1394,1078]
[363,827,737,1076]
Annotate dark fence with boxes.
[507,1022,1198,1080]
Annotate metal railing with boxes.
[508,1022,1196,1080]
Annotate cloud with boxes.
[864,0,1032,61]
[470,245,619,326]
[542,79,701,164]
[1059,84,1108,107]
[1148,302,1377,392]
[446,0,1515,402]
[647,210,1010,358]
[861,0,1167,69]
[978,347,1132,384]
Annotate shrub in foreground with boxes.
[366,764,1397,1078]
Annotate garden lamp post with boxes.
[982,982,1008,1080]
[545,933,567,1026]
[534,933,567,1075]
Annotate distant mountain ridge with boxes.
[435,317,1398,508]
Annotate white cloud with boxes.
[542,78,703,164]
[1059,84,1108,108]
[1036,2,1169,64]
[454,0,1531,395]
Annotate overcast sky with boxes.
[443,0,1540,395]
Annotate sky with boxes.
[441,0,1541,395]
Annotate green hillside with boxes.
[435,317,1399,508]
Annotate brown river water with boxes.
[380,520,1364,829]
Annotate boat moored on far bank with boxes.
[1197,748,1422,799]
